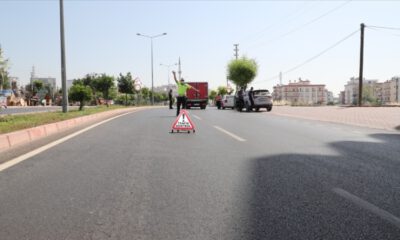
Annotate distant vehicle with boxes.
[221,95,235,109]
[186,82,208,109]
[0,96,7,109]
[243,89,273,112]
[0,90,12,109]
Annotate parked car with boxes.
[221,95,235,109]
[243,89,273,112]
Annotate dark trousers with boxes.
[169,97,173,109]
[176,96,186,116]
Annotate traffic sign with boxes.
[171,110,195,133]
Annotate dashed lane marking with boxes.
[193,115,202,120]
[213,126,246,142]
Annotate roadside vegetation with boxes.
[0,105,125,134]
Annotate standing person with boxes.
[248,87,254,109]
[172,71,199,116]
[168,89,173,109]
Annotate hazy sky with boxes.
[1,0,399,95]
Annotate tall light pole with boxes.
[59,0,68,112]
[137,32,167,105]
[160,63,177,89]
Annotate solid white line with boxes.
[0,111,135,172]
[333,188,400,229]
[213,126,246,142]
[193,115,202,120]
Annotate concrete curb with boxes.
[0,107,142,152]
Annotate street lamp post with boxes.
[136,32,167,105]
[59,0,68,112]
[160,63,177,89]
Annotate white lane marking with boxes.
[213,126,246,142]
[333,188,400,229]
[0,111,135,172]
[193,114,202,120]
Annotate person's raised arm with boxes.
[188,84,199,92]
[172,71,178,84]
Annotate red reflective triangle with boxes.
[171,110,195,130]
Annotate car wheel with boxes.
[222,107,225,109]
[255,107,260,112]
[267,106,272,112]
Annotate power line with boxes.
[240,1,318,44]
[254,28,359,84]
[247,0,352,50]
[366,26,400,37]
[367,25,400,31]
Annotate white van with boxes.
[221,95,235,109]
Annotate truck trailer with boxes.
[185,82,208,110]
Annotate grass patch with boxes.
[0,105,126,134]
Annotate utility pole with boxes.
[59,0,68,112]
[358,23,365,107]
[279,71,282,85]
[234,44,239,59]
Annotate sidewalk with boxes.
[270,106,400,132]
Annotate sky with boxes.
[1,0,399,96]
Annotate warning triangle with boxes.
[171,110,195,131]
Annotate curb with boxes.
[0,107,141,152]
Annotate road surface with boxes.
[0,107,399,239]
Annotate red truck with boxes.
[185,82,208,109]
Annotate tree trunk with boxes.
[79,101,83,111]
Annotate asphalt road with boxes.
[0,107,399,239]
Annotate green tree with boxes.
[32,80,44,94]
[0,46,10,90]
[141,87,150,104]
[362,85,378,105]
[227,56,258,90]
[93,74,115,100]
[217,86,228,96]
[69,83,92,110]
[154,92,167,103]
[117,72,134,106]
[209,90,217,101]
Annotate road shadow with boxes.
[238,133,400,240]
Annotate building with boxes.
[343,77,379,105]
[273,78,328,105]
[343,76,400,105]
[325,90,334,104]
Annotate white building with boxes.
[343,76,399,105]
[273,78,329,105]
